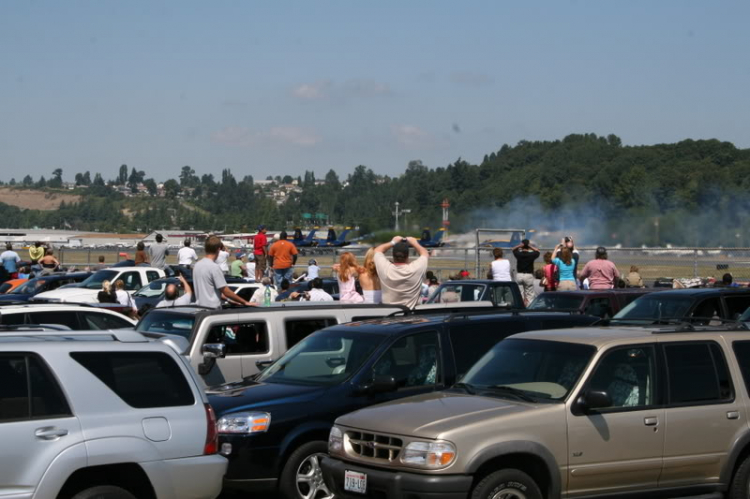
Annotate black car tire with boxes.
[729,453,750,499]
[279,440,333,499]
[471,469,542,499]
[71,485,137,499]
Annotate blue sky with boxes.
[1,0,748,182]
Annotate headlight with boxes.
[328,426,343,454]
[400,441,456,469]
[217,412,271,434]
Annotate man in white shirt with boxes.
[245,255,256,282]
[177,239,198,278]
[305,259,320,281]
[216,244,230,274]
[1,243,22,279]
[373,236,428,309]
[156,275,193,308]
[300,278,333,302]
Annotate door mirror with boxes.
[371,375,397,393]
[577,390,612,412]
[203,343,226,359]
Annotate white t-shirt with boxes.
[245,262,256,278]
[216,250,230,273]
[491,259,512,281]
[115,289,137,312]
[306,265,320,281]
[373,253,428,309]
[156,293,193,308]
[178,247,198,266]
[307,288,334,302]
[251,286,278,304]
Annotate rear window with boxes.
[528,294,584,311]
[136,310,196,339]
[664,342,733,405]
[70,352,195,408]
[285,318,338,349]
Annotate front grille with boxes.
[346,431,403,462]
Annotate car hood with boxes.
[336,391,542,439]
[206,378,328,417]
[34,288,98,302]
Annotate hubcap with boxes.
[491,488,527,499]
[296,453,334,499]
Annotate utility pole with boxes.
[394,202,401,232]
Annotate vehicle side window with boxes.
[71,352,195,408]
[236,287,256,301]
[81,312,134,330]
[28,311,80,330]
[732,341,750,392]
[665,342,733,405]
[584,298,613,318]
[373,332,441,389]
[146,271,160,283]
[285,318,337,349]
[726,296,750,320]
[585,345,657,410]
[0,354,71,422]
[450,322,523,379]
[207,322,269,355]
[0,313,27,325]
[492,285,519,307]
[689,298,723,324]
[118,272,143,291]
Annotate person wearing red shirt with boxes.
[253,225,269,281]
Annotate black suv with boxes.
[613,288,750,325]
[208,309,599,499]
[425,280,524,307]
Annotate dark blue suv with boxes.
[208,309,598,499]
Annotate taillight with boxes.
[204,404,219,455]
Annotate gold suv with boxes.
[323,324,750,499]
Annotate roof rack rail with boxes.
[651,321,748,334]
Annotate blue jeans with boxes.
[274,268,294,288]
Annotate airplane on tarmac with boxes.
[478,230,529,249]
[291,228,318,248]
[419,228,447,248]
[315,227,353,247]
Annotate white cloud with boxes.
[391,124,430,147]
[211,126,321,148]
[292,80,333,100]
[291,79,392,101]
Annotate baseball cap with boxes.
[257,225,266,231]
[596,246,607,257]
[393,241,410,258]
[309,259,317,265]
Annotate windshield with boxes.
[613,295,694,322]
[528,294,584,311]
[80,270,119,290]
[134,280,171,298]
[135,310,195,339]
[257,330,385,386]
[12,279,46,294]
[461,339,595,401]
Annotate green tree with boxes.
[180,166,198,187]
[22,175,33,186]
[144,178,158,196]
[118,164,128,185]
[163,179,180,198]
[36,176,47,188]
[93,173,105,186]
[49,168,63,188]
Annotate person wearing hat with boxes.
[305,259,320,281]
[230,252,247,278]
[512,239,541,306]
[579,246,620,290]
[253,225,268,281]
[373,235,429,309]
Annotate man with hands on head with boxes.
[373,235,429,309]
[512,238,541,306]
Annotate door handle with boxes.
[35,427,69,440]
[728,411,740,420]
[644,417,659,426]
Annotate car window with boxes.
[236,287,257,301]
[0,354,71,422]
[285,318,338,349]
[373,332,440,389]
[28,311,80,330]
[732,341,750,393]
[449,322,524,379]
[146,271,160,283]
[584,298,613,318]
[726,296,750,320]
[528,293,584,311]
[135,310,195,339]
[689,297,723,324]
[134,280,170,298]
[118,272,143,291]
[665,342,732,405]
[431,284,486,304]
[0,313,27,326]
[586,346,657,410]
[70,352,195,408]
[492,285,521,307]
[81,312,134,330]
[208,322,269,355]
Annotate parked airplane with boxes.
[291,228,318,247]
[315,227,353,247]
[478,230,527,249]
[419,228,447,248]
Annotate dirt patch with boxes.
[0,188,81,211]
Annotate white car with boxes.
[33,267,165,304]
[0,303,136,330]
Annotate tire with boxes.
[471,469,542,499]
[71,486,137,499]
[729,453,750,499]
[279,440,334,499]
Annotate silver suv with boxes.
[0,330,226,499]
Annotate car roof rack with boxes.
[0,329,149,342]
[651,319,749,334]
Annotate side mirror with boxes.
[576,390,612,413]
[371,375,397,393]
[202,343,226,359]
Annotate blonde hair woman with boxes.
[359,248,382,304]
[334,252,364,303]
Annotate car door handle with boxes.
[728,411,740,420]
[644,417,659,426]
[35,426,69,440]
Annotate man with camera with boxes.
[373,236,429,309]
[512,239,540,306]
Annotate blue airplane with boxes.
[290,228,318,247]
[419,228,447,248]
[479,230,528,249]
[315,227,353,247]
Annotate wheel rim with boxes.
[491,488,527,499]
[296,452,334,499]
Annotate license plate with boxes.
[344,470,367,494]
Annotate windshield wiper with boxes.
[485,385,536,403]
[452,382,476,394]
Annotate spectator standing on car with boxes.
[244,254,256,282]
[148,234,169,270]
[564,236,581,287]
[579,246,620,290]
[268,231,298,288]
[512,239,540,306]
[97,280,117,303]
[490,248,512,281]
[156,275,193,308]
[335,252,364,303]
[293,277,334,302]
[373,236,428,309]
[552,245,577,291]
[360,248,382,304]
[542,252,558,291]
[230,253,247,278]
[305,259,320,281]
[38,249,60,275]
[625,265,645,288]
[250,277,278,306]
[134,241,150,266]
[253,225,269,281]
[177,239,198,278]
[216,243,230,274]
[29,242,45,274]
[1,243,21,280]
[193,236,255,309]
